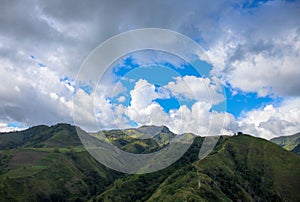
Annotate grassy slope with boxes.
[270,132,300,151]
[95,135,300,202]
[0,124,122,202]
[94,137,204,202]
[0,124,177,201]
[0,149,122,202]
[0,125,49,149]
[0,123,82,150]
[148,135,300,202]
[1,125,300,202]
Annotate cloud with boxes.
[206,0,300,97]
[119,78,233,136]
[0,57,74,126]
[125,79,168,125]
[0,0,299,140]
[166,75,224,105]
[0,122,27,133]
[113,50,189,70]
[238,98,300,139]
[117,96,126,103]
[165,101,237,135]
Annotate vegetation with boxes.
[97,135,300,202]
[0,124,299,201]
[270,132,300,155]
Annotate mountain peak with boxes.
[134,125,173,137]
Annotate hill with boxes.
[92,125,176,154]
[0,124,299,201]
[96,134,300,201]
[0,124,122,201]
[0,123,82,149]
[270,132,300,154]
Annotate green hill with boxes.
[96,134,300,202]
[0,124,299,201]
[0,123,82,149]
[270,132,300,153]
[0,124,122,202]
[92,125,176,154]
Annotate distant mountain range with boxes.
[0,124,299,201]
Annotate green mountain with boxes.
[270,133,300,154]
[0,124,122,202]
[0,124,299,202]
[96,134,300,202]
[0,123,82,149]
[92,125,175,154]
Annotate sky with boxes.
[0,0,299,139]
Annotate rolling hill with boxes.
[0,124,299,201]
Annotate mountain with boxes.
[0,123,82,149]
[0,124,122,201]
[0,124,300,201]
[270,132,300,155]
[96,134,300,202]
[93,125,176,154]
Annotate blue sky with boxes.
[110,51,280,120]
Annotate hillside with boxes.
[92,125,176,154]
[270,132,300,154]
[0,123,82,149]
[0,124,299,201]
[96,134,300,202]
[0,124,122,201]
[292,144,300,156]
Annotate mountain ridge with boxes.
[0,123,299,201]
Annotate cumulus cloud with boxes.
[165,102,237,136]
[125,79,168,125]
[166,75,224,104]
[238,98,300,139]
[118,78,233,136]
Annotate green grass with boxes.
[27,146,86,153]
[3,165,48,178]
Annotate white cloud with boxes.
[238,98,300,139]
[0,0,299,140]
[206,1,300,97]
[117,78,234,136]
[0,122,27,133]
[117,96,126,103]
[0,57,74,126]
[164,102,237,136]
[166,75,224,105]
[125,79,168,125]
